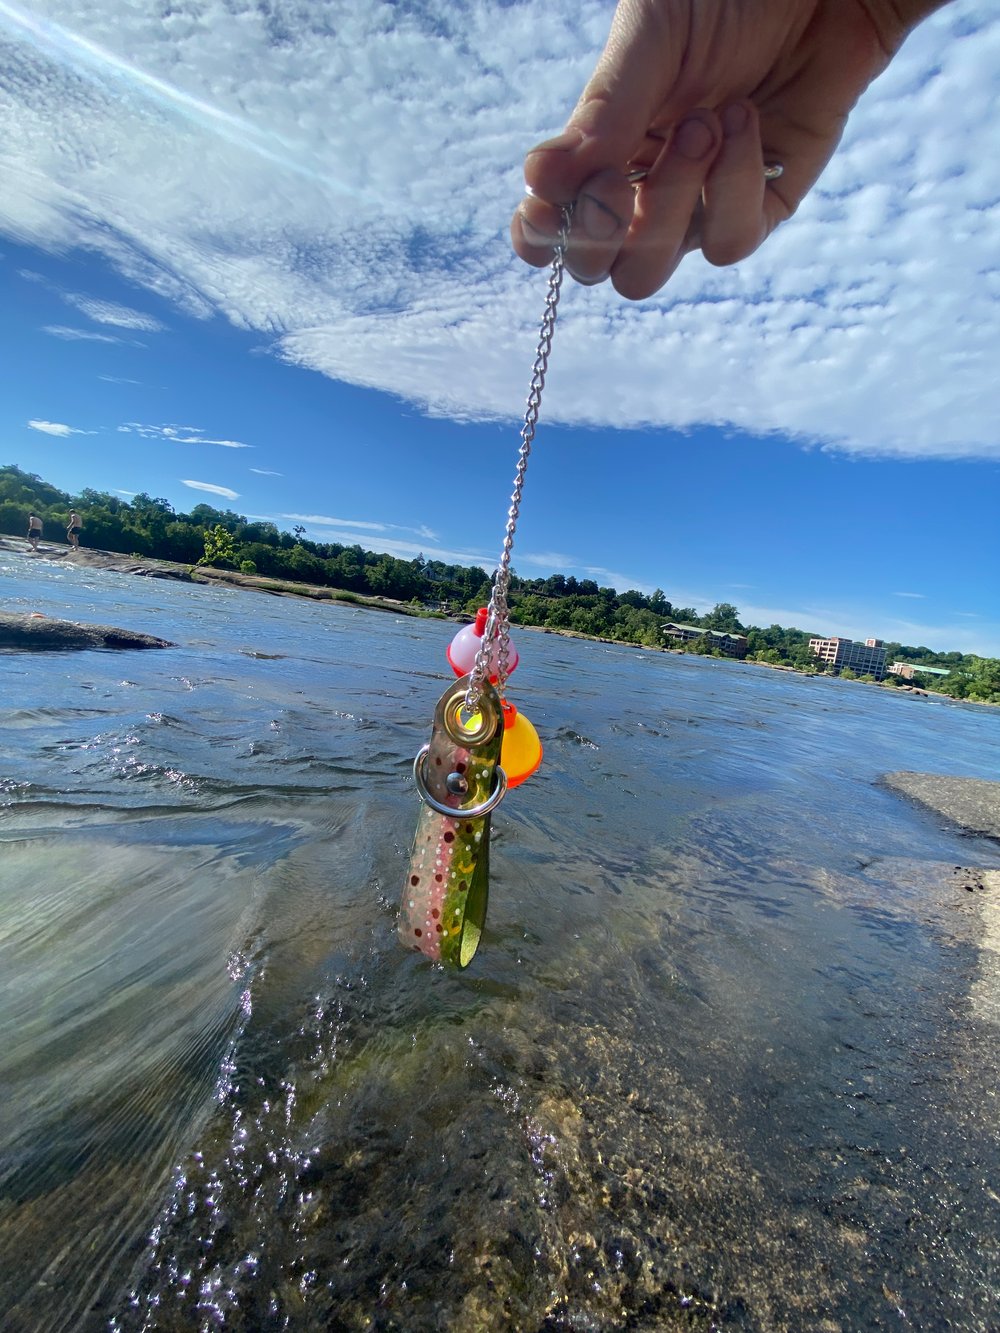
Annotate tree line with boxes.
[3,463,997,703]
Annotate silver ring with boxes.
[412,745,508,819]
[627,162,783,184]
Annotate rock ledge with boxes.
[0,612,173,652]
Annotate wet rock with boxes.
[0,612,173,651]
[881,772,1000,843]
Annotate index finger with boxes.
[523,1,688,205]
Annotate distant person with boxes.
[27,514,43,551]
[67,511,83,548]
[512,0,951,298]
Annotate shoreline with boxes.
[0,533,440,620]
[2,534,992,705]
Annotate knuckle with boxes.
[702,236,753,268]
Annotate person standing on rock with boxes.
[27,514,43,551]
[67,511,83,548]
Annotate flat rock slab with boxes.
[0,612,173,651]
[882,771,1000,842]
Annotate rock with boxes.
[881,771,1000,842]
[0,612,173,652]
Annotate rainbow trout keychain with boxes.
[399,211,571,967]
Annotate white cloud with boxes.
[893,591,926,599]
[27,418,90,436]
[42,324,122,343]
[281,512,439,541]
[24,266,163,330]
[119,422,249,448]
[266,517,491,567]
[181,479,239,499]
[64,294,164,331]
[1,2,998,459]
[28,419,73,436]
[250,467,283,476]
[282,512,390,532]
[516,549,579,570]
[578,565,654,592]
[516,549,651,592]
[99,374,143,384]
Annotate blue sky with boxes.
[1,0,998,655]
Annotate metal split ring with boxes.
[627,162,783,185]
[412,745,508,819]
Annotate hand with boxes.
[511,0,948,299]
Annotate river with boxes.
[2,551,1000,1331]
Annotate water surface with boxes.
[2,553,1000,1330]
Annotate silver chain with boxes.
[465,206,573,713]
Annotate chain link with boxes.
[465,206,573,714]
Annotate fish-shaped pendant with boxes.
[400,675,507,967]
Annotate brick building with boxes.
[808,636,887,680]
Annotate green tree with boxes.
[963,657,1000,703]
[511,593,551,626]
[545,602,574,629]
[163,522,206,563]
[199,524,238,568]
[689,634,721,656]
[702,602,745,633]
[284,543,325,582]
[649,587,672,616]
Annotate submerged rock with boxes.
[0,612,173,651]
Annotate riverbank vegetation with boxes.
[4,463,998,702]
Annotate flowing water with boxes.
[2,552,1000,1332]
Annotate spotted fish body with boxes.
[400,677,502,967]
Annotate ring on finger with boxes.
[626,162,783,185]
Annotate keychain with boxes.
[399,210,571,967]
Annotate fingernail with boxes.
[722,103,749,138]
[519,212,554,246]
[567,267,611,287]
[526,127,585,157]
[673,116,715,161]
[577,192,622,242]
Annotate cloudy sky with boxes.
[1,0,998,653]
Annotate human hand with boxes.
[512,0,950,299]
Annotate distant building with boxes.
[662,622,748,660]
[808,636,887,680]
[889,662,951,681]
